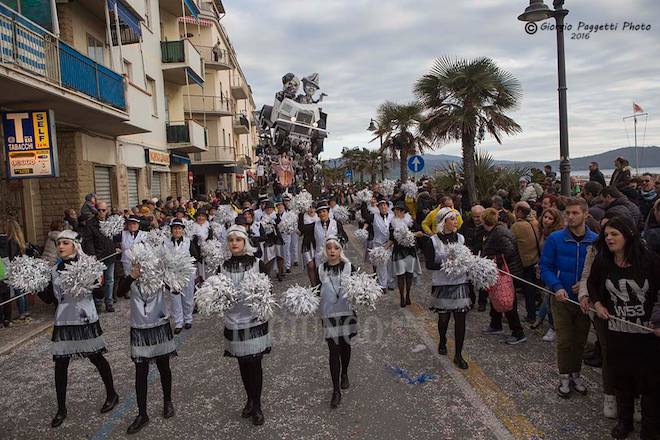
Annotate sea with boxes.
[571,167,660,179]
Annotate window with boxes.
[87,34,105,64]
[146,76,157,116]
[123,59,132,81]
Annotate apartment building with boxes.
[0,0,256,243]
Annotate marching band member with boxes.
[164,219,197,333]
[298,205,319,284]
[281,194,300,272]
[361,196,393,290]
[389,201,423,307]
[260,200,285,281]
[120,215,147,276]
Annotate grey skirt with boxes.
[224,321,272,358]
[322,312,358,342]
[51,321,107,360]
[392,254,422,277]
[130,323,177,363]
[429,283,471,313]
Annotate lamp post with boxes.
[367,118,385,181]
[519,0,570,196]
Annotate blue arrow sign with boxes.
[345,169,353,178]
[407,155,424,173]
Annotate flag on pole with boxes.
[633,102,644,114]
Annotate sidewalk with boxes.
[0,299,54,356]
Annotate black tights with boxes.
[238,356,263,409]
[396,273,414,297]
[306,262,318,286]
[327,339,351,392]
[437,312,467,357]
[54,353,116,412]
[135,358,173,416]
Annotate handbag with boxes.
[486,256,515,313]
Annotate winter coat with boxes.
[41,231,60,264]
[643,217,660,256]
[459,217,485,255]
[605,196,642,229]
[81,217,118,261]
[540,227,598,301]
[610,166,632,190]
[511,216,541,268]
[589,169,606,187]
[481,223,523,277]
[520,185,538,202]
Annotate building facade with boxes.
[0,0,256,244]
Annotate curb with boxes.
[0,321,52,356]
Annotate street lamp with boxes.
[519,0,571,196]
[367,118,385,181]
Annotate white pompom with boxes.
[393,227,416,248]
[468,257,499,290]
[277,211,298,234]
[283,284,320,315]
[57,254,106,298]
[292,191,313,214]
[341,270,384,310]
[333,206,350,223]
[356,189,373,204]
[368,245,392,265]
[182,218,195,239]
[441,243,474,276]
[353,228,368,243]
[126,242,165,298]
[195,274,237,316]
[209,222,226,241]
[6,255,51,293]
[243,272,278,321]
[158,246,196,292]
[100,215,125,238]
[200,240,230,276]
[380,179,396,197]
[146,228,167,248]
[216,205,237,225]
[400,182,418,198]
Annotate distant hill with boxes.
[326,146,660,177]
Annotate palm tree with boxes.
[371,101,427,181]
[414,57,522,206]
[363,148,386,183]
[341,147,369,182]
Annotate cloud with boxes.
[222,0,659,163]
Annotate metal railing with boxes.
[161,40,185,63]
[233,113,250,128]
[166,121,190,143]
[195,45,231,66]
[200,145,235,163]
[185,94,233,113]
[0,8,126,110]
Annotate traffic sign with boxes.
[345,169,353,178]
[407,155,424,173]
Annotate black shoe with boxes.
[611,421,634,439]
[438,344,447,355]
[127,414,149,435]
[286,269,291,274]
[276,273,283,282]
[184,323,192,330]
[477,304,486,312]
[163,401,175,419]
[400,296,406,308]
[341,374,350,390]
[192,305,199,314]
[293,262,299,267]
[106,305,115,313]
[406,295,411,305]
[100,393,119,413]
[241,400,254,418]
[174,327,182,335]
[251,408,264,426]
[454,355,469,370]
[583,357,602,368]
[330,391,342,409]
[51,410,67,428]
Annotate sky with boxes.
[222,0,660,163]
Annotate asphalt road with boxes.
[0,225,621,439]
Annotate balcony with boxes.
[193,145,235,164]
[184,94,233,116]
[161,40,204,86]
[160,0,200,17]
[233,113,250,135]
[0,6,145,136]
[166,120,208,153]
[230,75,249,99]
[195,45,232,71]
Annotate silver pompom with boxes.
[126,243,165,298]
[200,240,230,276]
[261,216,275,235]
[146,228,168,248]
[216,205,237,226]
[6,255,51,293]
[158,246,196,292]
[380,179,396,197]
[393,227,416,248]
[368,245,392,265]
[100,215,125,238]
[195,274,237,316]
[353,228,369,243]
[243,271,277,321]
[182,218,195,239]
[441,243,474,276]
[355,210,365,224]
[356,189,373,204]
[341,270,384,310]
[282,284,320,315]
[333,206,350,223]
[278,211,298,235]
[291,191,313,214]
[209,222,226,241]
[57,254,106,298]
[400,182,418,198]
[468,257,499,290]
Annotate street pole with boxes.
[554,7,570,196]
[379,134,384,181]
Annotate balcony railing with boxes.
[166,120,208,153]
[161,40,185,63]
[0,8,126,110]
[197,145,235,163]
[185,94,233,114]
[195,45,231,66]
[234,113,250,128]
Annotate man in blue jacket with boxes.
[540,198,598,399]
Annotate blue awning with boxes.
[184,0,200,18]
[186,67,204,86]
[107,0,142,36]
[171,153,191,165]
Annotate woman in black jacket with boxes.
[480,208,527,345]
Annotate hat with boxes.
[302,73,320,89]
[139,206,150,215]
[282,193,291,201]
[315,201,330,212]
[56,229,81,243]
[170,218,186,229]
[263,200,275,209]
[226,225,256,256]
[126,215,141,223]
[376,197,388,206]
[258,194,269,203]
[195,207,209,218]
[241,207,254,215]
[393,201,406,211]
[273,197,284,206]
[84,193,96,202]
[519,176,531,183]
[435,207,457,232]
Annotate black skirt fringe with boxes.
[130,323,174,347]
[52,321,103,342]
